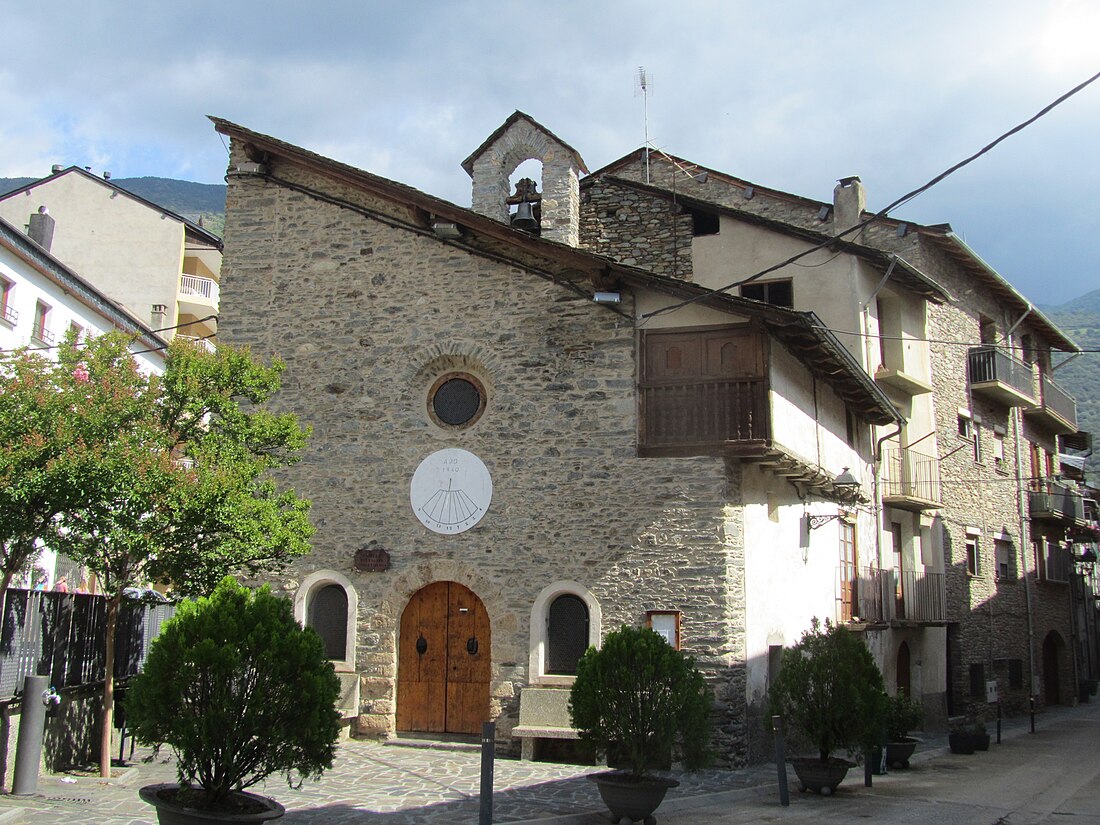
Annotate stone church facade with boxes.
[212,113,902,765]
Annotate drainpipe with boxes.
[1013,407,1037,699]
[875,424,903,613]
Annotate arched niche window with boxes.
[529,581,602,685]
[308,584,348,661]
[294,570,358,672]
[546,594,589,675]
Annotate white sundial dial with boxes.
[410,448,493,534]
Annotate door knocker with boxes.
[416,634,428,655]
[466,636,478,655]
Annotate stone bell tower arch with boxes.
[462,111,588,247]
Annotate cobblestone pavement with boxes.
[0,704,1083,825]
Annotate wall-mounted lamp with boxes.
[593,291,622,304]
[807,467,861,530]
[431,221,463,240]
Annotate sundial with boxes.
[410,448,493,534]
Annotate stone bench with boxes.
[512,687,581,761]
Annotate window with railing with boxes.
[31,300,54,345]
[0,277,15,325]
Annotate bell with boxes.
[512,201,538,232]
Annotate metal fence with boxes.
[0,590,176,698]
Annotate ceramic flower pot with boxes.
[788,757,853,795]
[885,737,919,768]
[587,771,679,824]
[139,783,285,824]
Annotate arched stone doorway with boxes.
[896,641,912,697]
[396,581,491,735]
[1042,631,1065,706]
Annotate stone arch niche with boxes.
[462,111,588,247]
[1042,630,1068,706]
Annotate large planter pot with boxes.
[885,737,919,769]
[788,757,853,796]
[587,771,679,824]
[139,784,285,825]
[973,732,990,751]
[948,732,976,754]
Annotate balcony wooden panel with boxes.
[894,570,946,624]
[639,379,769,453]
[967,346,1036,407]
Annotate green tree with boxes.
[1,332,313,777]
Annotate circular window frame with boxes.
[427,372,487,429]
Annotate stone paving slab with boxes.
[0,704,1080,825]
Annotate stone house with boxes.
[0,166,222,347]
[579,146,1088,720]
[210,113,904,765]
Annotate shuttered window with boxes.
[308,584,348,661]
[546,594,589,675]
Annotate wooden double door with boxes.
[396,581,490,735]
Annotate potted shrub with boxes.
[971,716,990,751]
[126,577,341,823]
[569,625,711,824]
[948,718,976,754]
[884,693,925,768]
[768,618,887,795]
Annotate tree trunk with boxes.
[99,594,120,778]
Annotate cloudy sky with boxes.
[3,1,1097,306]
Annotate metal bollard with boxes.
[772,715,789,806]
[1030,695,1036,734]
[479,721,495,825]
[996,700,1002,744]
[11,676,59,795]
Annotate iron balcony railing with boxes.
[894,569,947,623]
[1029,480,1085,524]
[1037,373,1077,429]
[1038,543,1071,583]
[1,304,16,325]
[967,346,1035,401]
[881,445,942,507]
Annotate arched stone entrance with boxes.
[1042,631,1066,706]
[396,581,491,735]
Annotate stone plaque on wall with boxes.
[355,544,390,572]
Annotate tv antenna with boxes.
[634,67,652,183]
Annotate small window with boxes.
[32,301,53,345]
[69,322,84,348]
[958,414,972,439]
[993,429,1005,467]
[969,663,985,699]
[741,279,793,308]
[428,372,486,429]
[647,610,681,649]
[0,278,15,325]
[307,584,349,661]
[546,594,590,675]
[1008,659,1023,690]
[995,539,1014,581]
[690,208,719,236]
[966,534,980,577]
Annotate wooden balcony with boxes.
[1024,373,1078,434]
[881,445,942,511]
[967,346,1035,407]
[639,378,769,454]
[838,566,888,624]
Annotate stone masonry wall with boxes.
[220,142,751,764]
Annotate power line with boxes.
[640,68,1100,321]
[812,324,1100,353]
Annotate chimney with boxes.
[832,176,866,239]
[51,164,63,174]
[151,304,168,330]
[27,206,55,252]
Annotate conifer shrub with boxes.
[126,576,340,810]
[568,625,711,778]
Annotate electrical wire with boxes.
[640,68,1100,321]
[811,324,1100,353]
